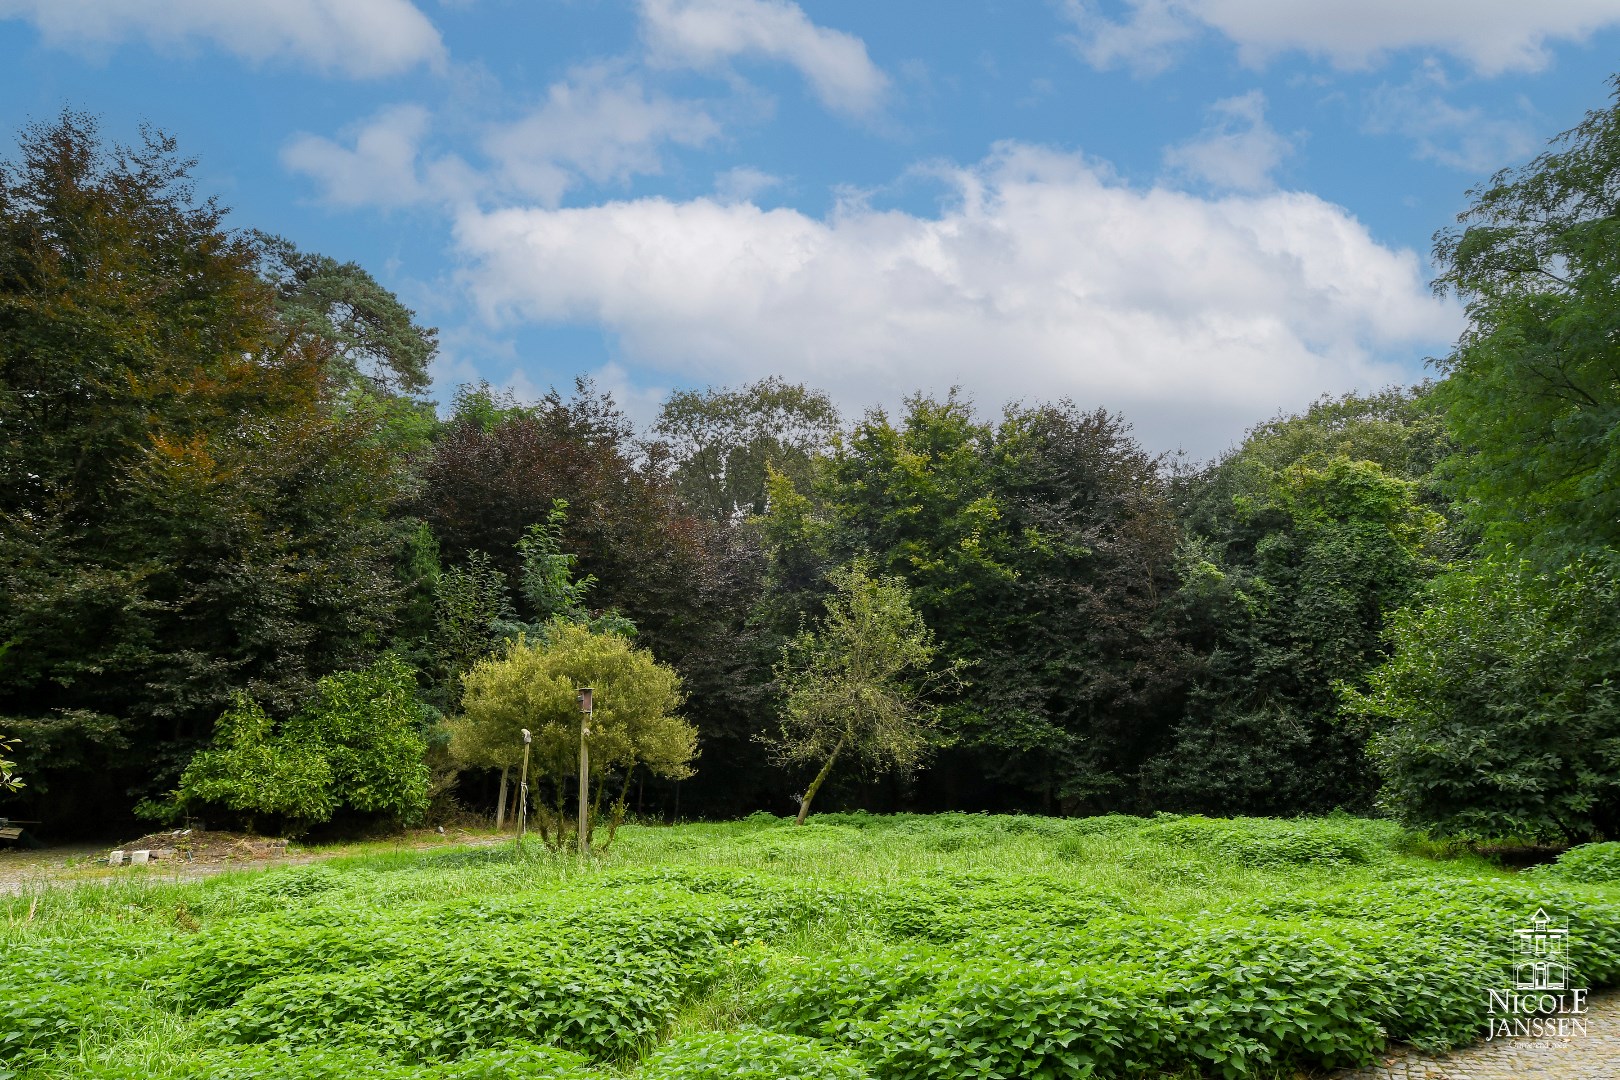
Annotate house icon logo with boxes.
[1514,908,1569,991]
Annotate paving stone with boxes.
[1333,991,1620,1080]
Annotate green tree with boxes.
[1344,557,1620,841]
[450,624,693,847]
[0,114,425,827]
[254,231,437,396]
[167,656,430,832]
[652,377,839,520]
[415,378,767,821]
[767,561,961,825]
[1430,75,1620,564]
[1148,391,1450,815]
[0,734,21,794]
[759,394,1184,812]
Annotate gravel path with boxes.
[1334,991,1620,1079]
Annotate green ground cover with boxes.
[4,814,1619,1080]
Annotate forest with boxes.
[3,78,1620,844]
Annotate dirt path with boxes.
[0,828,502,895]
[1334,991,1620,1079]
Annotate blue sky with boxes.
[3,1,1618,457]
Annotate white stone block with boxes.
[108,850,125,866]
[129,849,150,865]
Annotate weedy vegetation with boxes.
[4,814,1618,1080]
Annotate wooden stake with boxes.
[495,765,508,831]
[517,729,532,849]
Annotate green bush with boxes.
[1139,814,1391,867]
[171,656,430,830]
[1540,841,1620,884]
[639,1030,871,1080]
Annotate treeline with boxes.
[4,79,1620,841]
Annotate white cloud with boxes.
[1064,0,1197,76]
[1364,63,1540,172]
[1163,90,1292,190]
[0,0,445,78]
[284,106,447,208]
[1064,0,1620,76]
[285,68,719,209]
[640,0,888,116]
[451,144,1458,456]
[714,165,781,202]
[485,64,721,205]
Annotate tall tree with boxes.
[415,379,770,818]
[1148,391,1449,814]
[0,114,419,828]
[651,377,839,520]
[1430,74,1620,565]
[254,231,437,397]
[760,394,1186,811]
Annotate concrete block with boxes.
[129,849,150,865]
[108,850,125,866]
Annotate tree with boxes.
[1146,391,1450,815]
[651,377,839,520]
[1344,557,1620,841]
[767,561,960,825]
[450,625,693,847]
[1430,75,1620,565]
[165,656,430,833]
[0,734,21,794]
[415,379,768,820]
[0,114,425,830]
[254,231,437,396]
[758,394,1185,812]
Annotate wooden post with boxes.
[517,729,532,847]
[577,687,593,857]
[495,765,509,831]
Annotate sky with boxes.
[2,2,1618,458]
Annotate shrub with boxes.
[171,656,430,830]
[1540,841,1620,884]
[640,1030,871,1080]
[1139,815,1390,867]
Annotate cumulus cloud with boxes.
[485,64,721,205]
[282,105,480,207]
[1064,0,1620,76]
[0,0,445,78]
[640,0,888,116]
[1163,90,1292,190]
[285,68,719,209]
[450,144,1458,456]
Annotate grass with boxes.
[3,812,1618,1080]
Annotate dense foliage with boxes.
[164,657,431,832]
[451,625,694,845]
[0,115,414,826]
[5,816,1620,1079]
[6,74,1620,842]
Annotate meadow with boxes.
[4,813,1620,1080]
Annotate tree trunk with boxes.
[495,766,509,831]
[601,766,636,851]
[796,738,846,826]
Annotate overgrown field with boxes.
[5,814,1620,1080]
